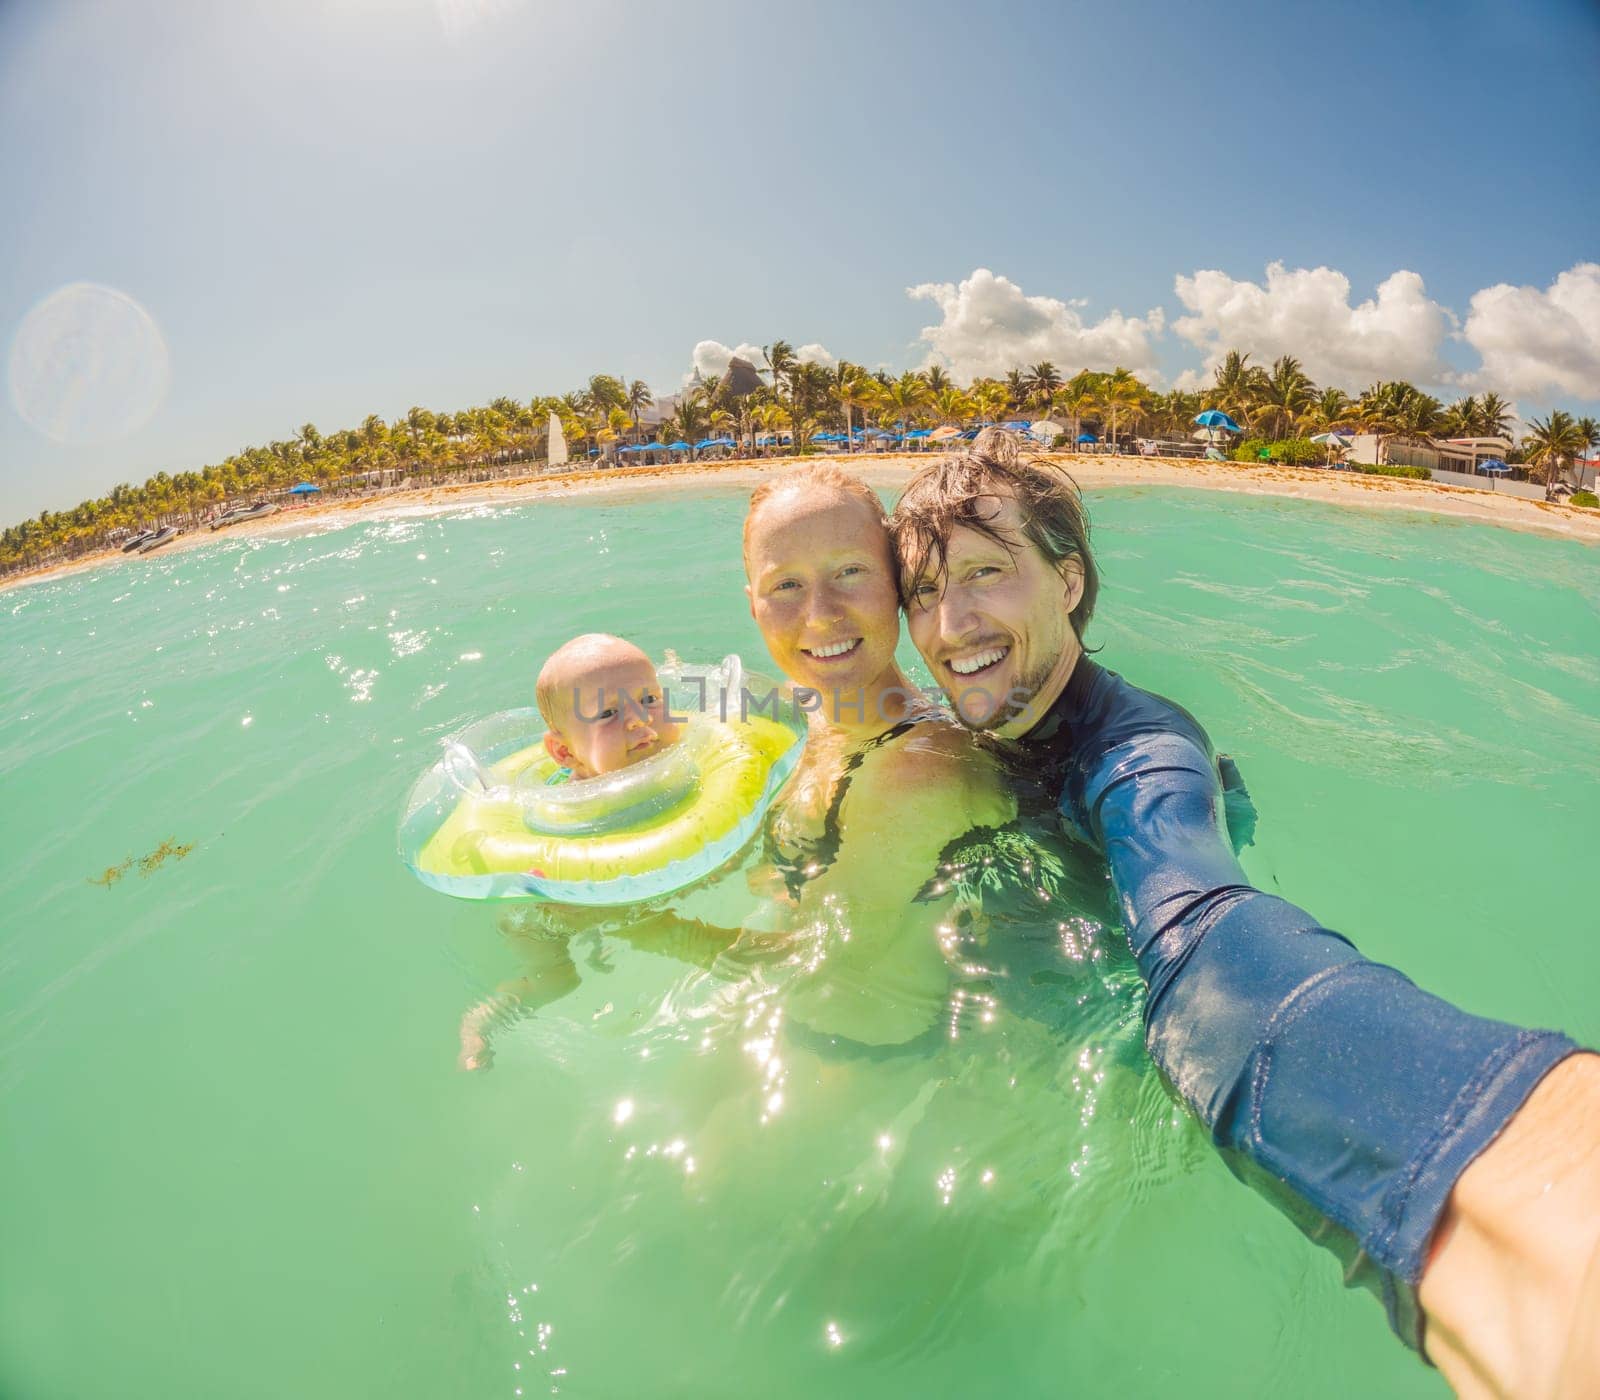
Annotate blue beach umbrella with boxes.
[667,441,691,451]
[1478,458,1512,491]
[693,438,717,450]
[288,481,321,494]
[1193,410,1242,433]
[1077,433,1097,444]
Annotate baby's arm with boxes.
[457,937,580,1070]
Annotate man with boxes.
[889,429,1600,1397]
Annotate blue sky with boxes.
[3,0,1597,520]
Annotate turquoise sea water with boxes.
[3,486,1597,1398]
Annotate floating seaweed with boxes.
[88,857,134,888]
[88,838,196,888]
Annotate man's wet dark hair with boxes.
[889,427,1099,638]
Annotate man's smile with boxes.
[946,645,1010,677]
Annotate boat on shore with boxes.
[136,527,181,554]
[121,529,159,553]
[209,500,278,531]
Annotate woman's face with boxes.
[745,486,902,700]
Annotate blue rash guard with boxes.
[1020,656,1580,1348]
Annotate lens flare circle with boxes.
[7,282,170,445]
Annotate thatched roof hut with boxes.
[722,355,764,398]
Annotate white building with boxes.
[1348,434,1513,473]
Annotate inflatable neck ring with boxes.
[399,655,805,903]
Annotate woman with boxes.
[739,463,1015,1050]
[460,464,1018,1066]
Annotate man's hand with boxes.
[1420,1053,1600,1398]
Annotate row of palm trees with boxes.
[5,349,1596,576]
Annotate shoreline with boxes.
[6,452,1598,593]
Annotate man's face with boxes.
[903,494,1083,737]
[549,655,680,778]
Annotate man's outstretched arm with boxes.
[1079,730,1590,1378]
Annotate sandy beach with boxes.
[6,451,1598,594]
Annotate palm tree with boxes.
[787,362,833,450]
[1357,381,1441,465]
[878,372,932,435]
[1004,368,1028,415]
[587,374,627,416]
[1207,350,1267,428]
[970,380,1009,427]
[1094,368,1146,451]
[932,386,973,426]
[833,367,876,446]
[626,379,653,437]
[1522,411,1587,492]
[1252,356,1318,440]
[762,340,797,393]
[1053,381,1097,450]
[1578,417,1600,491]
[1475,392,1514,441]
[1025,361,1063,413]
[923,364,952,393]
[1301,387,1354,439]
[1438,395,1480,440]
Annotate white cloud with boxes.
[689,339,767,382]
[1172,262,1451,391]
[794,342,837,369]
[1461,263,1600,403]
[907,268,1165,382]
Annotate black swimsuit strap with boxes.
[774,717,929,898]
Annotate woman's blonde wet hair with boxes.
[889,427,1099,638]
[742,463,889,575]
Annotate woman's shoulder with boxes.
[852,718,1013,825]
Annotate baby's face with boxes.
[554,655,682,778]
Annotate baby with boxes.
[535,633,682,778]
[459,634,700,1069]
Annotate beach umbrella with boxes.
[1030,419,1065,441]
[1479,458,1512,491]
[1077,433,1097,444]
[929,425,961,441]
[1309,431,1353,462]
[667,441,690,451]
[905,428,932,438]
[289,481,321,494]
[1194,409,1243,453]
[693,438,717,450]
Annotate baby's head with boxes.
[535,634,681,778]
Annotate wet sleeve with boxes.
[1079,730,1580,1346]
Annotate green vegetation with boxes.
[1232,437,1323,466]
[6,343,1597,578]
[1569,490,1598,508]
[1354,464,1433,480]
